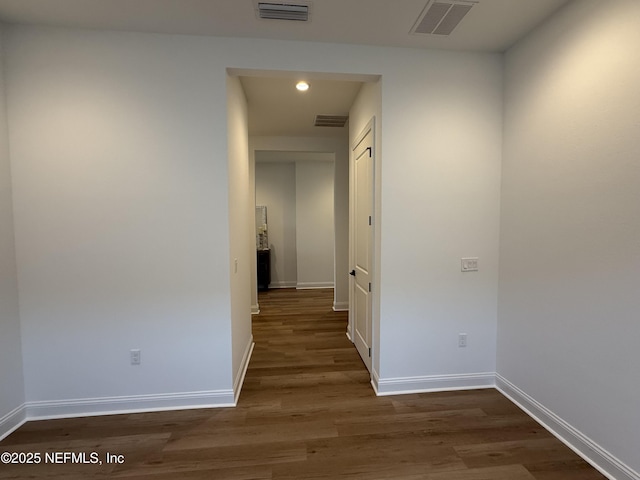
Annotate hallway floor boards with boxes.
[0,288,605,479]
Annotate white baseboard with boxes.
[0,341,255,440]
[1,364,254,439]
[296,282,334,289]
[0,403,27,442]
[251,304,260,315]
[13,340,255,425]
[24,389,236,421]
[269,281,297,289]
[5,369,635,480]
[373,372,495,396]
[371,371,638,480]
[496,374,639,480]
[333,301,349,311]
[233,337,254,404]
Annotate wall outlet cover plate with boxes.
[461,257,478,272]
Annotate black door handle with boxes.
[349,270,356,276]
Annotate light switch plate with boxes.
[461,257,479,272]
[130,349,141,365]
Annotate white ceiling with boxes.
[0,0,570,53]
[241,76,363,138]
[0,0,571,138]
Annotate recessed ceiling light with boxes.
[296,81,310,91]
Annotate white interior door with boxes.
[351,123,374,372]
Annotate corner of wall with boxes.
[0,20,27,442]
[496,374,640,480]
[226,73,253,393]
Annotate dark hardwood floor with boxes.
[0,288,605,479]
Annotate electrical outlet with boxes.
[461,257,479,272]
[458,333,467,348]
[130,349,141,365]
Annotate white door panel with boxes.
[352,124,374,371]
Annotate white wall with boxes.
[6,27,235,414]
[332,137,350,310]
[3,25,502,419]
[255,159,335,289]
[0,23,26,437]
[376,52,502,391]
[295,161,334,288]
[255,161,297,288]
[226,74,253,400]
[499,0,640,477]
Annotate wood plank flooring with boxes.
[0,288,606,479]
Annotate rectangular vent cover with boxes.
[314,115,348,128]
[257,2,310,21]
[411,1,477,36]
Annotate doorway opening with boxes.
[227,68,380,380]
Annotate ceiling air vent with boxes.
[314,115,349,128]
[411,0,478,36]
[257,2,310,21]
